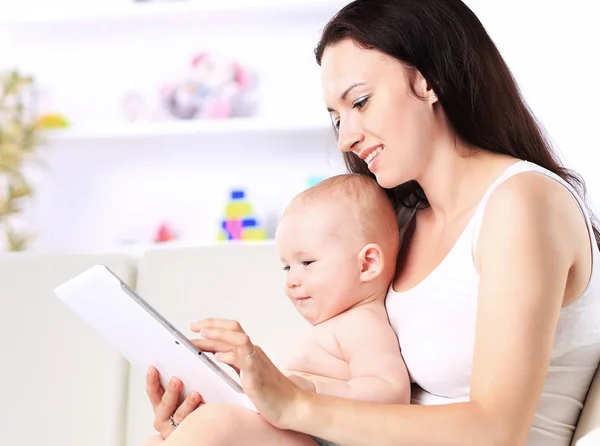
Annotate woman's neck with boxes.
[416,139,516,224]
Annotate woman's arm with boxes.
[196,174,579,446]
[287,174,576,446]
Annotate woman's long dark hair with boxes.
[315,0,600,248]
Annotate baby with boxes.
[145,173,409,445]
[276,173,410,408]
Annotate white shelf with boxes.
[43,116,334,143]
[0,0,348,26]
[115,239,277,255]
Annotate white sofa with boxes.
[1,243,598,445]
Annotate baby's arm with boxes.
[303,308,410,404]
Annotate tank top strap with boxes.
[470,160,598,262]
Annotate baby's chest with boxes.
[285,327,350,379]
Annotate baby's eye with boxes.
[353,95,370,110]
[302,260,314,267]
[282,264,290,272]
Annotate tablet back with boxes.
[53,264,256,412]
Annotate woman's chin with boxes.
[372,167,414,189]
[373,172,400,189]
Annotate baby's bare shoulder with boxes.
[336,303,390,328]
[333,304,398,350]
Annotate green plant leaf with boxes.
[5,225,30,251]
[0,68,41,251]
[8,180,33,200]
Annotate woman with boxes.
[142,1,600,444]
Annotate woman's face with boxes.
[320,39,439,189]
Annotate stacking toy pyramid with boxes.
[217,189,267,241]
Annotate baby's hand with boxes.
[285,372,317,392]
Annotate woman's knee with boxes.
[184,403,239,422]
[138,434,164,446]
[175,403,316,446]
[179,403,247,438]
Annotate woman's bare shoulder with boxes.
[480,170,588,255]
[474,169,595,307]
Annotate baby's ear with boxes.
[358,243,384,282]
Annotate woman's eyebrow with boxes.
[327,82,366,112]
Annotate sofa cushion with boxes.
[125,243,309,445]
[0,252,136,446]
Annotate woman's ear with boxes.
[358,243,384,282]
[414,71,438,104]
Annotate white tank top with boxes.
[385,160,600,445]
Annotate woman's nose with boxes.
[337,120,365,154]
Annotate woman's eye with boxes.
[353,96,370,110]
[332,117,340,130]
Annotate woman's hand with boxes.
[190,318,303,429]
[145,366,204,439]
[286,373,317,392]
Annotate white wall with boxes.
[1,0,598,252]
[466,0,600,210]
[2,1,348,252]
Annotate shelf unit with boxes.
[44,116,335,143]
[0,0,349,27]
[2,0,348,253]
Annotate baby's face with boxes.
[275,203,366,325]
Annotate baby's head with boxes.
[275,174,400,325]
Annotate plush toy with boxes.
[162,52,259,120]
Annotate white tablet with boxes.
[53,264,257,412]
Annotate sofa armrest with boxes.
[0,253,137,446]
[572,365,600,445]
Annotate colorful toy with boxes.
[36,112,69,129]
[162,52,259,120]
[153,222,177,243]
[218,189,267,241]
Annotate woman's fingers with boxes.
[190,338,234,353]
[171,391,204,425]
[190,318,243,332]
[213,350,238,366]
[146,367,165,407]
[201,328,255,356]
[190,319,255,357]
[156,377,183,422]
[189,319,301,428]
[189,319,256,375]
[145,367,206,440]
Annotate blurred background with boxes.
[1,2,599,446]
[0,0,598,254]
